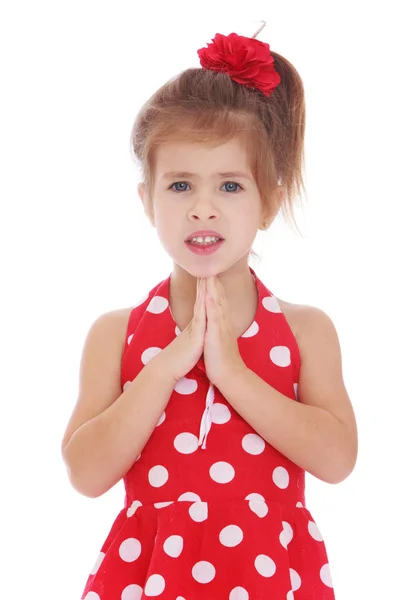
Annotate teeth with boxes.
[190,235,221,245]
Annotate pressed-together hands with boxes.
[161,276,247,388]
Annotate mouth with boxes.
[185,238,225,256]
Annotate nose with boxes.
[188,198,220,222]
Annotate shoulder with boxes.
[89,306,134,352]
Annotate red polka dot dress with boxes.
[81,267,335,600]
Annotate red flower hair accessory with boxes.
[197,32,281,97]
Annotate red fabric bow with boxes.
[197,32,281,97]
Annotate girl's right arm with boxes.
[61,309,177,499]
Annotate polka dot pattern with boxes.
[219,524,244,547]
[192,561,216,584]
[90,551,105,575]
[211,402,231,424]
[121,584,143,600]
[230,587,249,600]
[209,461,235,484]
[174,432,199,454]
[189,501,208,522]
[255,554,276,577]
[119,538,141,563]
[163,535,184,558]
[242,433,265,455]
[320,563,333,587]
[81,269,335,600]
[273,466,290,489]
[148,465,169,488]
[144,574,166,596]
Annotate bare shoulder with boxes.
[61,306,134,451]
[275,297,305,341]
[288,302,358,469]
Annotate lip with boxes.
[184,230,224,242]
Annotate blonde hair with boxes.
[130,33,307,260]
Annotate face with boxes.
[139,137,266,279]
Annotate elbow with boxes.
[61,446,107,499]
[323,447,358,485]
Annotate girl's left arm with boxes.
[218,307,358,485]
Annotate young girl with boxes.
[62,25,358,600]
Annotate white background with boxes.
[1,1,409,599]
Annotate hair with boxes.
[130,35,307,262]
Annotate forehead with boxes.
[154,138,251,177]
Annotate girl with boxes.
[62,25,358,600]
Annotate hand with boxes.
[159,277,207,384]
[203,276,247,388]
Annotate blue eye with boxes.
[169,181,243,193]
[222,182,242,192]
[171,182,190,192]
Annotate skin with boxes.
[138,137,283,318]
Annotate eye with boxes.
[170,182,191,192]
[169,181,243,193]
[222,181,243,193]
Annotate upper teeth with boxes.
[190,236,221,243]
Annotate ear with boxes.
[138,182,155,227]
[260,186,284,230]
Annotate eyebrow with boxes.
[160,171,253,181]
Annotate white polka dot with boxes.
[148,465,169,488]
[178,491,201,502]
[308,520,323,541]
[210,461,235,484]
[262,295,281,313]
[135,454,141,462]
[242,433,265,455]
[156,411,166,427]
[245,492,265,502]
[174,432,199,454]
[290,568,301,591]
[211,403,231,424]
[147,296,169,314]
[255,554,276,577]
[189,501,208,522]
[121,584,143,600]
[296,501,304,508]
[174,377,198,394]
[90,551,105,575]
[251,501,269,517]
[176,597,186,600]
[134,292,149,307]
[141,346,162,365]
[119,538,142,562]
[280,521,294,548]
[175,325,181,336]
[320,563,333,587]
[219,525,244,547]
[241,321,259,338]
[127,334,134,345]
[123,381,132,391]
[84,593,101,600]
[192,561,216,584]
[269,345,291,367]
[286,592,295,600]
[127,500,142,517]
[229,587,249,600]
[145,574,166,596]
[273,466,290,489]
[163,535,184,558]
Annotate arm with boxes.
[217,307,358,484]
[61,311,176,498]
